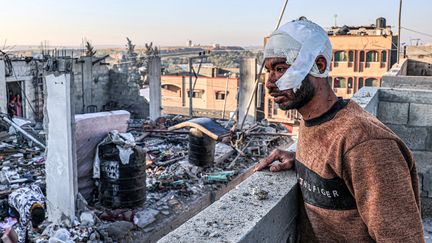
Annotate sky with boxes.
[0,0,431,48]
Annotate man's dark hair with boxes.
[30,207,45,228]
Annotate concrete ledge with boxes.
[351,87,379,116]
[158,170,298,243]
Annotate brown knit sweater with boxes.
[296,99,424,242]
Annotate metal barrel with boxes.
[188,128,215,166]
[99,144,146,208]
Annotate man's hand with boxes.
[254,149,295,172]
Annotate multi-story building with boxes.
[161,68,239,118]
[264,17,398,125]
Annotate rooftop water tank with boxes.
[376,17,386,29]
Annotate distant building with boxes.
[405,44,432,65]
[328,17,397,98]
[264,17,398,125]
[160,69,239,118]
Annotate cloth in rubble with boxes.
[93,130,136,179]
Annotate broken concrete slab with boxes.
[106,221,135,242]
[134,208,159,228]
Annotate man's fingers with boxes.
[269,160,293,172]
[254,149,281,172]
[254,156,274,172]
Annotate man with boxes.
[254,18,424,242]
[8,184,45,242]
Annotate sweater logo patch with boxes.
[296,160,357,210]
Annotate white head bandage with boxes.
[264,18,332,92]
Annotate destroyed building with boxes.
[0,36,294,242]
[1,31,431,242]
[0,39,151,122]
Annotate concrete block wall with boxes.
[72,58,111,114]
[377,88,432,203]
[382,75,432,90]
[71,57,149,118]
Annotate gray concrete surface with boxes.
[45,73,78,223]
[158,170,298,243]
[238,58,257,127]
[379,88,432,105]
[351,87,379,116]
[377,101,409,124]
[409,103,432,126]
[149,56,161,120]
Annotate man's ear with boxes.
[315,55,327,74]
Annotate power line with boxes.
[401,26,432,38]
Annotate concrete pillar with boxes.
[45,73,78,224]
[238,58,257,128]
[82,57,93,113]
[149,56,161,120]
[0,60,6,114]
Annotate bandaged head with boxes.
[264,18,332,92]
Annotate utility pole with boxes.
[397,0,403,64]
[188,52,209,117]
[188,58,193,117]
[275,0,289,30]
[222,72,231,119]
[238,0,289,130]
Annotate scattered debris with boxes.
[133,208,159,228]
[252,187,269,201]
[0,114,292,241]
[79,211,95,227]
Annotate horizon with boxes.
[1,0,431,48]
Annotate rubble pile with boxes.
[0,114,293,242]
[0,127,45,217]
[90,117,293,240]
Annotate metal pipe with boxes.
[397,0,403,64]
[275,0,289,30]
[1,116,46,149]
[238,0,289,131]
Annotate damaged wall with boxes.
[0,59,37,120]
[1,56,150,121]
[72,57,111,114]
[108,70,149,118]
[72,55,150,118]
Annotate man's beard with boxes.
[273,75,315,111]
